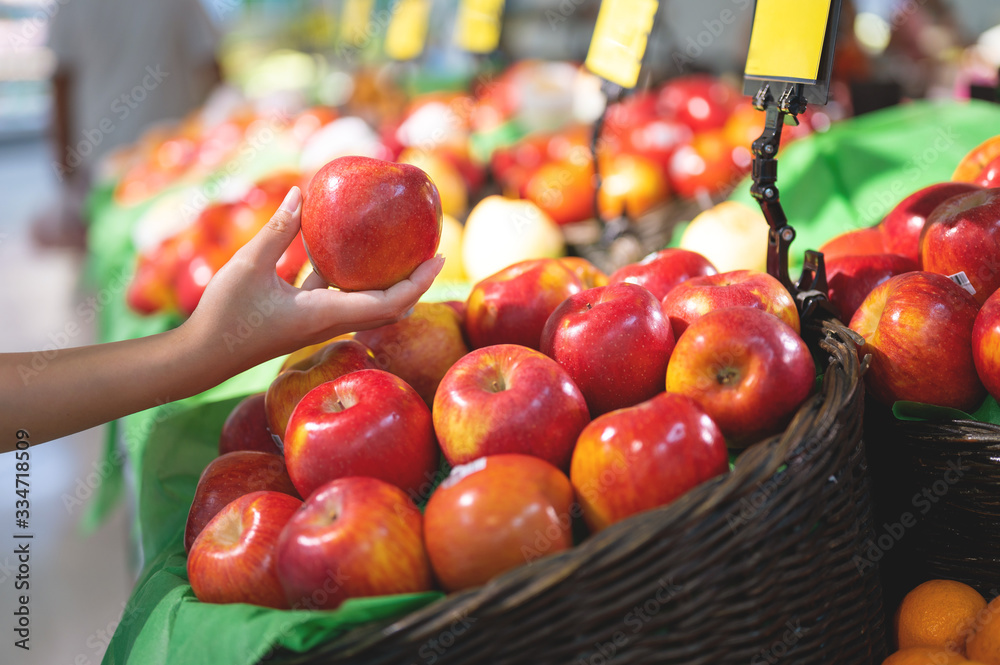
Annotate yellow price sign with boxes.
[454,0,505,54]
[584,0,659,90]
[340,0,375,48]
[745,0,833,83]
[385,0,432,61]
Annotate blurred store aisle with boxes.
[0,137,132,665]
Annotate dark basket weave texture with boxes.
[270,320,887,665]
[867,410,1000,610]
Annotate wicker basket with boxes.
[269,318,886,665]
[866,409,1000,610]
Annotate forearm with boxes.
[0,324,238,449]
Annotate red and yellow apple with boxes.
[283,369,439,499]
[953,135,1000,182]
[433,344,590,470]
[559,257,609,289]
[660,269,800,339]
[423,454,574,592]
[920,188,1000,305]
[973,288,1000,402]
[265,339,377,443]
[465,258,583,350]
[666,306,815,447]
[570,392,728,532]
[818,227,886,260]
[850,271,985,410]
[301,155,442,291]
[275,477,433,609]
[187,491,302,609]
[184,451,300,552]
[353,302,469,406]
[218,393,281,455]
[540,283,675,416]
[609,248,717,301]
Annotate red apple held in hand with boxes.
[276,231,310,285]
[283,369,439,499]
[921,188,1000,305]
[570,393,728,532]
[465,259,584,350]
[219,393,281,455]
[818,227,886,260]
[540,283,675,415]
[423,454,574,592]
[878,182,982,264]
[354,302,470,406]
[973,288,1000,402]
[184,451,300,552]
[825,253,918,323]
[609,248,718,301]
[301,155,442,291]
[433,345,590,470]
[850,271,985,410]
[666,307,815,447]
[660,269,800,340]
[265,339,377,444]
[275,477,432,610]
[187,491,302,608]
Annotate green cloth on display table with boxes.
[97,99,1000,664]
[671,100,1000,271]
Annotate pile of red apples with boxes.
[820,134,1000,413]
[184,156,824,612]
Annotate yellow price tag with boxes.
[340,0,375,48]
[584,0,659,90]
[385,0,432,61]
[454,0,505,54]
[745,0,833,83]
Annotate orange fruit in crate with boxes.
[896,580,987,654]
[967,596,1000,664]
[883,647,982,664]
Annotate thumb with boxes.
[242,186,302,267]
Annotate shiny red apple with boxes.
[974,155,1000,188]
[825,253,918,323]
[265,339,377,444]
[540,283,675,416]
[656,75,739,133]
[301,155,442,291]
[609,248,718,301]
[570,392,728,532]
[354,302,469,407]
[433,344,589,470]
[921,188,1000,305]
[660,269,800,339]
[184,451,299,552]
[666,306,815,447]
[465,258,584,350]
[275,477,433,610]
[423,454,574,592]
[850,271,985,410]
[878,182,982,265]
[187,491,302,608]
[283,369,439,499]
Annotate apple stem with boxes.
[717,368,739,386]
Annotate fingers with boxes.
[240,187,302,268]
